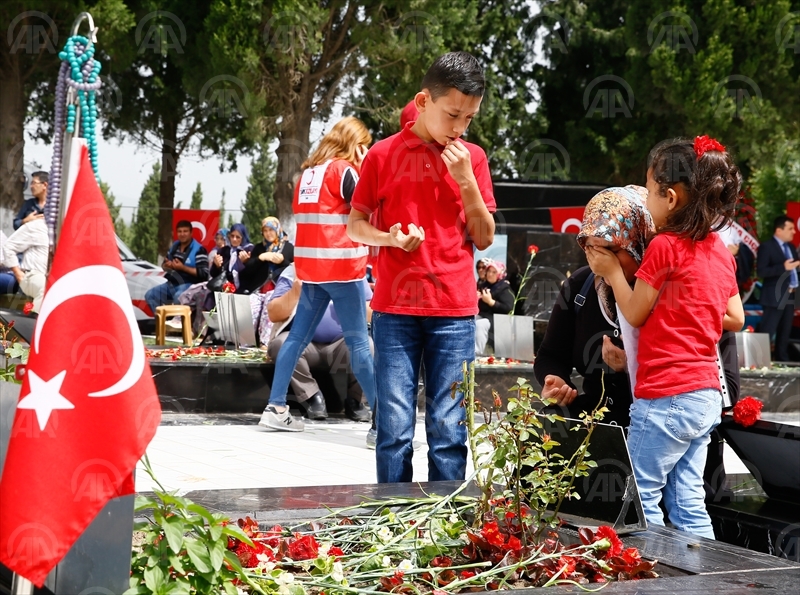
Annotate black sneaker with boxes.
[258,406,305,432]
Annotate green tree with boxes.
[190,182,203,209]
[99,180,131,243]
[1,0,133,218]
[103,0,253,259]
[242,145,276,241]
[130,162,161,262]
[219,188,226,228]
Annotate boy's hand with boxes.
[441,140,475,186]
[585,246,622,279]
[389,222,425,252]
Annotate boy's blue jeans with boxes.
[627,388,722,539]
[269,281,375,410]
[372,312,474,483]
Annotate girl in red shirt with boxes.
[586,136,744,539]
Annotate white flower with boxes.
[275,571,295,594]
[377,526,393,543]
[381,555,392,568]
[331,561,344,583]
[398,559,414,571]
[449,513,459,524]
[318,542,331,557]
[256,554,276,572]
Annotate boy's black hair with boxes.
[421,51,485,100]
[175,220,193,231]
[647,137,742,241]
[31,171,49,184]
[773,214,793,232]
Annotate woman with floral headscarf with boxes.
[475,260,515,355]
[239,216,294,293]
[533,186,655,427]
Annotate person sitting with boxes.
[145,220,209,314]
[207,228,229,267]
[0,231,20,295]
[265,264,373,422]
[475,260,514,355]
[209,223,254,293]
[238,216,294,294]
[14,171,48,230]
[475,257,490,290]
[1,217,49,312]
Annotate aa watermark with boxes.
[4,523,58,568]
[775,522,800,561]
[135,11,186,54]
[67,200,118,248]
[524,13,569,54]
[712,75,762,120]
[647,11,698,54]
[394,11,440,55]
[5,141,25,180]
[71,458,124,503]
[584,75,634,118]
[71,330,125,376]
[776,12,800,53]
[388,267,444,310]
[390,144,445,183]
[199,75,249,119]
[7,11,58,55]
[518,139,570,181]
[263,10,312,53]
[276,138,311,184]
[95,75,122,118]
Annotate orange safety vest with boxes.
[293,159,368,283]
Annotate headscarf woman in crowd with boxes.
[475,257,492,290]
[209,223,254,291]
[258,116,376,432]
[475,260,515,355]
[207,228,230,273]
[239,216,294,294]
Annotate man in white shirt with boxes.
[1,218,49,312]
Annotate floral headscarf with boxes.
[485,260,507,281]
[261,216,288,253]
[215,228,230,247]
[576,185,654,320]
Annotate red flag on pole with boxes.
[0,146,162,586]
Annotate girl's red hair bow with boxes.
[694,135,725,158]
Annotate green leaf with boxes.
[185,539,212,573]
[187,503,215,523]
[209,522,223,541]
[135,495,158,512]
[209,537,225,571]
[168,553,186,575]
[224,582,239,595]
[222,523,254,545]
[143,564,166,592]
[163,517,186,554]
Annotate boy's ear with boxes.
[414,90,429,113]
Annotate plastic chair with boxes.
[155,305,193,346]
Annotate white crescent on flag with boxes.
[34,264,145,397]
[191,221,207,240]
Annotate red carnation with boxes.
[22,302,33,315]
[694,135,725,158]
[459,570,476,580]
[288,534,319,560]
[328,546,345,558]
[528,244,539,255]
[595,525,623,557]
[222,281,236,293]
[732,396,763,427]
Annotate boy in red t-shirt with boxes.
[348,52,496,483]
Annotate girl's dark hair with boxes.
[647,137,742,241]
[421,51,485,99]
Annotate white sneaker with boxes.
[258,406,305,432]
[165,317,183,329]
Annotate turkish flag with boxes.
[172,209,221,253]
[0,146,162,585]
[549,206,586,234]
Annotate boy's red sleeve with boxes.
[473,150,496,212]
[635,234,672,291]
[350,151,378,215]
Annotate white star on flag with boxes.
[16,370,74,431]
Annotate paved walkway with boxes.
[135,412,751,495]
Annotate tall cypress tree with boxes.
[242,145,277,241]
[219,189,227,229]
[130,162,161,263]
[190,182,203,209]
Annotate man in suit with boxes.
[758,215,800,362]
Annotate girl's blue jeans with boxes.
[627,388,722,539]
[269,281,375,411]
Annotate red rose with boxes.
[693,135,725,158]
[22,302,33,315]
[732,396,763,427]
[595,525,623,557]
[487,356,495,364]
[288,534,319,560]
[528,245,539,255]
[234,541,264,568]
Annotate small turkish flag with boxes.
[0,145,161,585]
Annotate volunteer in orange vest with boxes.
[259,117,376,432]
